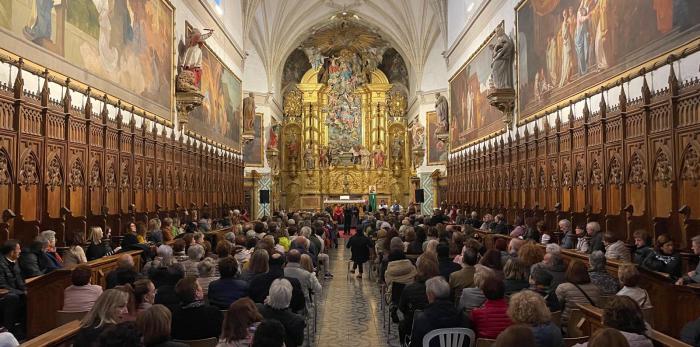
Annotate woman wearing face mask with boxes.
[74,289,130,347]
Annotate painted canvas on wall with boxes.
[427,111,447,165]
[244,113,263,166]
[449,26,503,151]
[379,48,409,89]
[281,49,311,93]
[187,24,242,152]
[0,0,174,119]
[517,0,700,122]
[324,51,363,152]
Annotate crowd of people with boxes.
[0,205,699,346]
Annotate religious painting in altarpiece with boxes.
[244,113,264,167]
[0,0,174,121]
[449,23,504,151]
[517,0,700,123]
[185,22,242,152]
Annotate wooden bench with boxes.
[20,320,81,347]
[576,303,691,347]
[472,230,700,338]
[25,250,142,338]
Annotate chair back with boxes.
[567,309,585,338]
[391,282,406,305]
[55,310,88,328]
[563,336,589,347]
[642,306,654,327]
[475,337,496,347]
[422,327,475,347]
[550,311,562,327]
[173,337,218,347]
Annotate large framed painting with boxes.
[244,113,264,167]
[449,23,505,151]
[0,0,174,121]
[186,23,242,152]
[517,0,700,123]
[427,111,447,165]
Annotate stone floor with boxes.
[310,240,401,347]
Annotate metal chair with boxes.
[422,328,476,347]
[173,337,218,347]
[55,310,88,328]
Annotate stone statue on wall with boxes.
[373,144,385,169]
[435,93,449,134]
[319,146,329,168]
[490,26,515,90]
[243,92,256,134]
[391,136,403,161]
[360,146,371,170]
[178,28,213,91]
[304,144,315,170]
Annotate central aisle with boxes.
[313,242,400,347]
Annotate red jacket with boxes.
[469,299,512,339]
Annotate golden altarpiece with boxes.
[276,67,412,211]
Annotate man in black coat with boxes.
[410,276,470,347]
[343,205,353,236]
[248,252,306,313]
[170,276,223,340]
[0,240,26,338]
[105,254,140,289]
[437,243,461,280]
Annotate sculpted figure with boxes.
[243,92,256,133]
[434,93,449,133]
[490,26,515,89]
[410,122,425,149]
[179,28,213,90]
[304,144,315,170]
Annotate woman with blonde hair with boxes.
[217,298,263,347]
[74,289,130,347]
[300,254,315,274]
[86,226,118,261]
[241,249,269,282]
[136,304,187,347]
[508,290,563,347]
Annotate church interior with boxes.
[0,0,699,346]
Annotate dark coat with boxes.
[74,324,113,347]
[438,258,462,281]
[410,299,470,347]
[681,316,700,347]
[207,277,249,309]
[588,232,605,253]
[86,242,113,261]
[170,303,223,340]
[399,280,429,324]
[0,257,25,295]
[642,250,682,280]
[346,233,372,263]
[504,278,530,296]
[257,304,306,347]
[633,245,654,265]
[248,263,306,313]
[18,247,57,278]
[343,208,353,225]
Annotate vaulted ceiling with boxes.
[243,0,446,95]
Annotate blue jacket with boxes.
[531,322,564,347]
[207,277,249,309]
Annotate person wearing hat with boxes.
[181,28,213,88]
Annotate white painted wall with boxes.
[242,49,269,93]
[420,32,449,94]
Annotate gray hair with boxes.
[224,232,236,243]
[545,243,561,254]
[40,230,56,242]
[265,278,293,309]
[187,244,205,261]
[389,237,404,252]
[558,219,572,232]
[425,276,450,300]
[589,250,606,271]
[197,257,216,277]
[156,244,173,258]
[300,226,312,238]
[586,221,601,234]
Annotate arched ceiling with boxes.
[244,0,446,96]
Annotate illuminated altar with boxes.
[277,66,412,211]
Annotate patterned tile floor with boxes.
[311,240,401,347]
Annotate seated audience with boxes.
[208,256,249,309]
[248,252,305,313]
[588,251,619,295]
[616,264,651,309]
[507,290,563,347]
[604,231,631,262]
[63,229,88,266]
[136,304,187,347]
[0,240,26,338]
[437,243,461,280]
[517,242,545,270]
[479,249,504,280]
[555,260,602,333]
[134,279,156,313]
[241,249,270,282]
[574,224,590,253]
[449,247,477,302]
[74,289,130,347]
[641,233,682,280]
[632,230,653,265]
[399,253,439,344]
[532,252,567,290]
[409,276,468,347]
[492,214,508,234]
[384,249,416,298]
[523,218,541,242]
[470,277,512,339]
[681,315,700,347]
[586,222,605,253]
[528,266,560,312]
[284,249,322,307]
[575,296,653,347]
[172,239,189,263]
[148,218,163,244]
[181,244,204,278]
[86,226,118,261]
[538,221,552,245]
[510,216,526,238]
[64,265,103,312]
[678,235,700,286]
[106,254,139,289]
[559,219,575,249]
[493,324,536,347]
[574,328,633,347]
[458,264,493,311]
[217,298,262,347]
[40,230,63,266]
[503,258,530,296]
[171,276,223,340]
[256,279,305,347]
[98,321,143,347]
[251,319,286,347]
[196,257,219,297]
[152,263,185,311]
[19,237,60,278]
[143,245,174,275]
